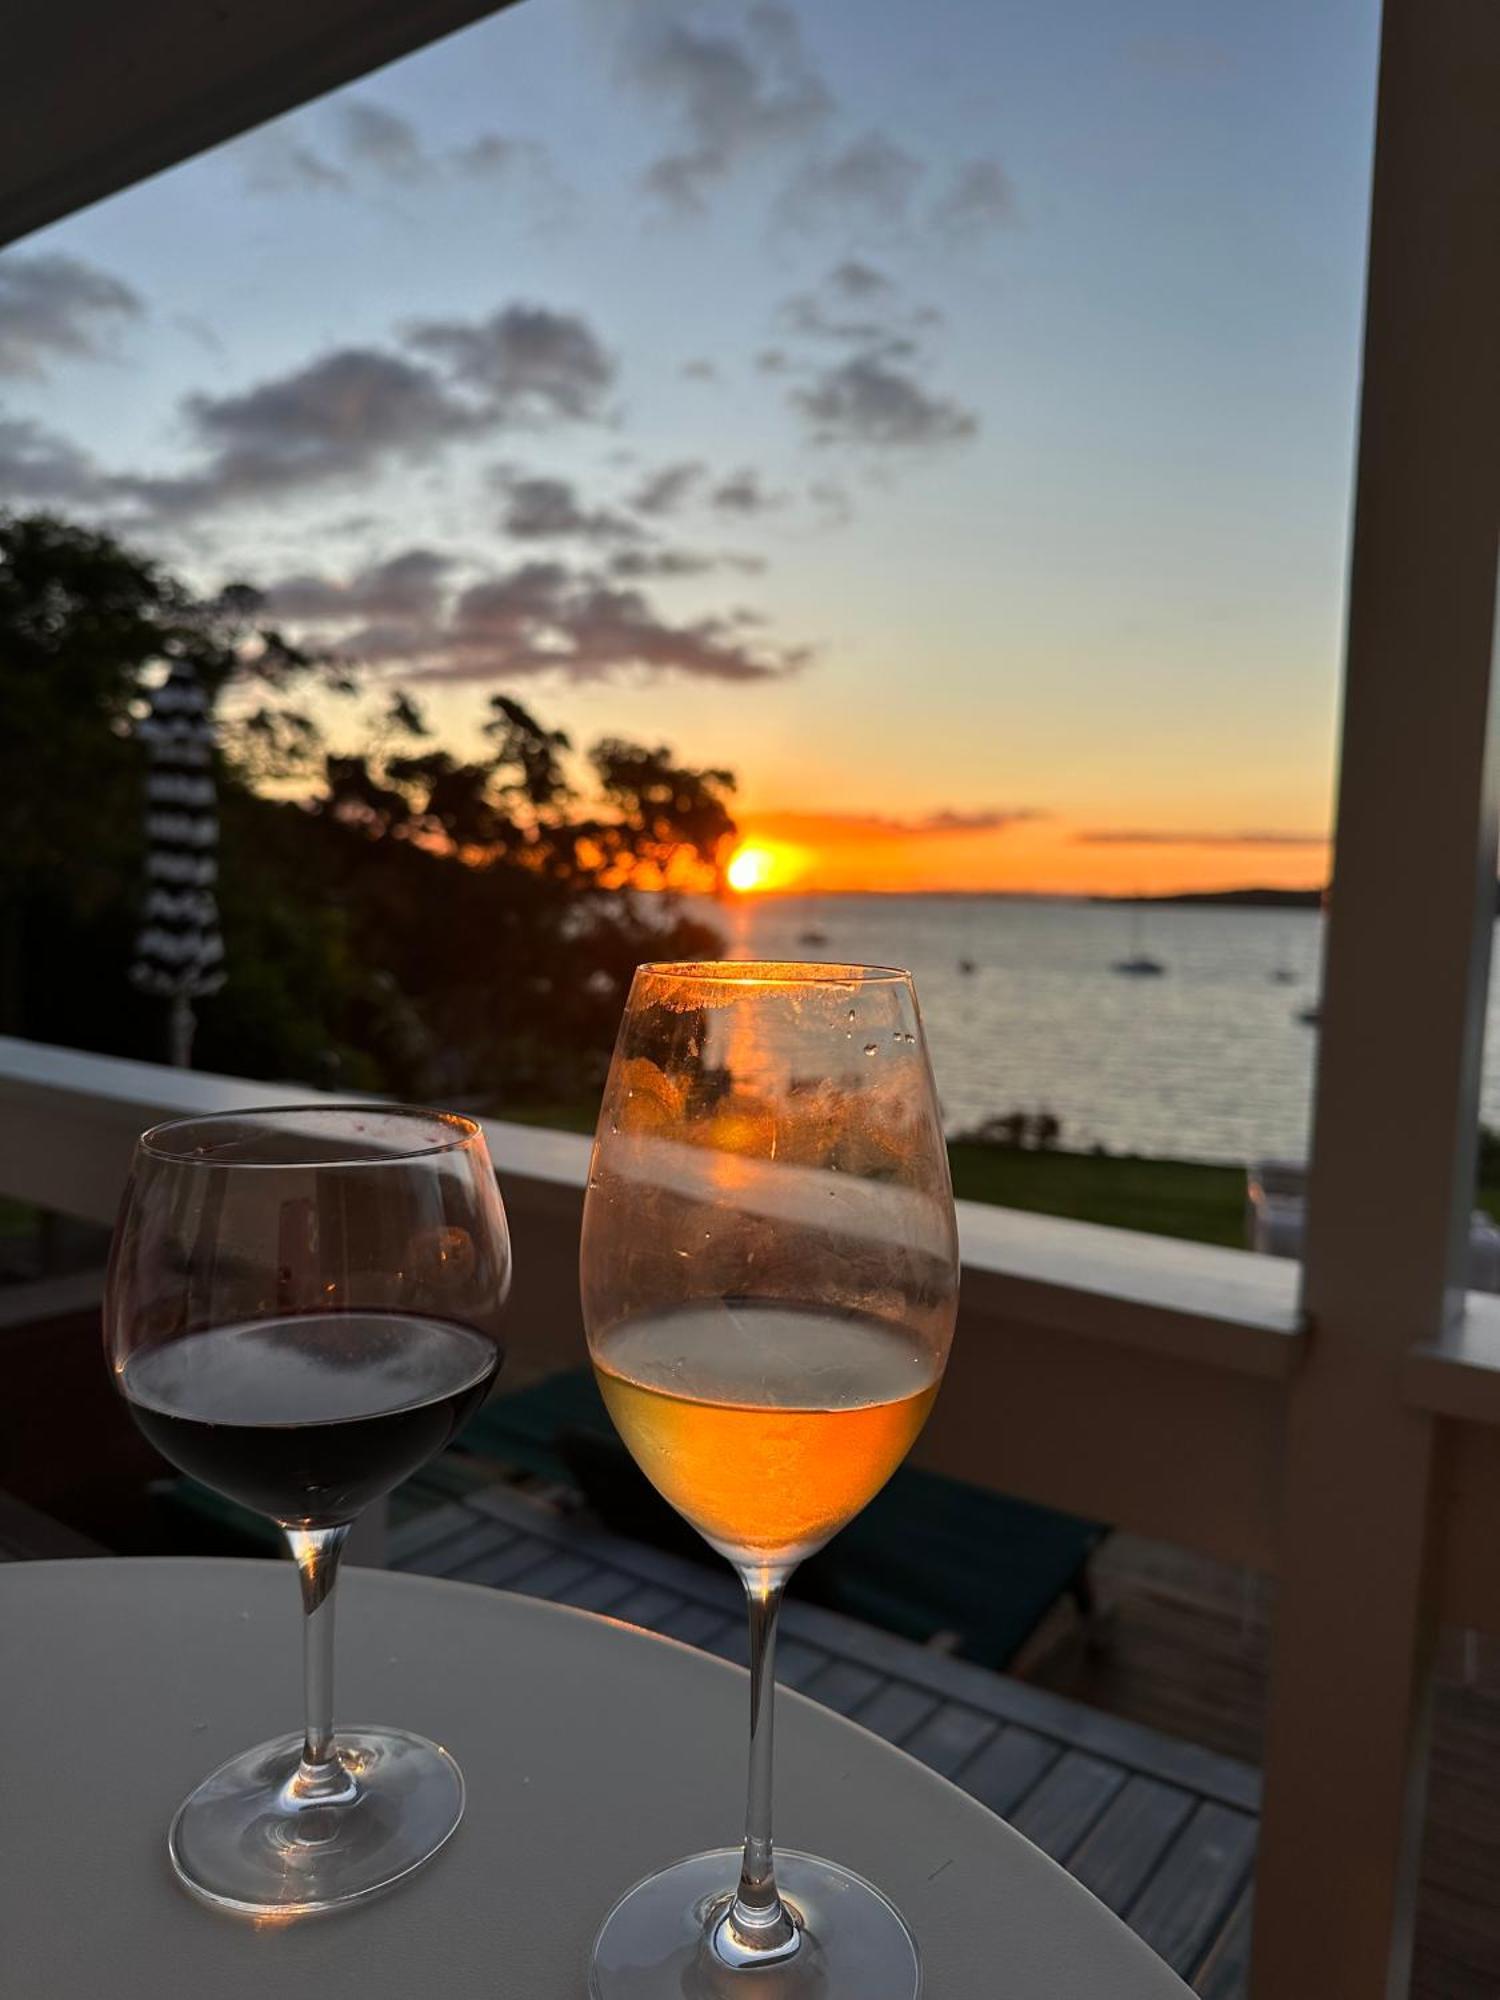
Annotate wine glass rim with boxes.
[137,1103,482,1169]
[637,959,913,987]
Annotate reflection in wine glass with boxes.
[582,962,959,2000]
[105,1106,510,1915]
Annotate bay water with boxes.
[694,895,1345,1165]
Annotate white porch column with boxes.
[1251,1,1500,1993]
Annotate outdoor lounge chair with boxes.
[460,1372,1107,1671]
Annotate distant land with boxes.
[1131,887,1323,909]
[711,886,1329,907]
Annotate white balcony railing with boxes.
[10,1030,1500,1607]
[0,1033,1305,1567]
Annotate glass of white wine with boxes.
[581,961,959,1999]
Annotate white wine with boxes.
[593,1301,940,1568]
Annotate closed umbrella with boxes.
[129,658,225,1067]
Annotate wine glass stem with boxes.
[727,1574,797,1952]
[286,1524,352,1799]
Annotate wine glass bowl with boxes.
[104,1105,510,1915]
[581,963,959,1998]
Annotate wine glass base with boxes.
[588,1847,920,1998]
[168,1727,464,1916]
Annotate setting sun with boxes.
[726,844,780,893]
[725,840,814,894]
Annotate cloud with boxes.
[620,457,786,530]
[263,549,453,623]
[771,263,971,453]
[913,809,1037,833]
[780,291,912,352]
[627,3,833,213]
[931,158,1015,241]
[862,808,1041,836]
[607,546,718,580]
[629,459,705,517]
[794,351,977,449]
[778,140,1017,247]
[493,469,642,544]
[448,135,575,219]
[453,133,521,177]
[2,296,617,529]
[0,413,114,503]
[127,347,485,517]
[119,303,616,521]
[239,102,567,210]
[173,313,227,356]
[338,102,428,180]
[0,254,142,378]
[1076,829,1328,848]
[751,806,1043,840]
[404,305,615,422]
[607,546,767,580]
[434,562,807,682]
[268,550,807,685]
[241,135,350,194]
[780,132,924,232]
[829,258,894,300]
[775,265,940,380]
[710,466,782,515]
[196,351,459,456]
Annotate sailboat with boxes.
[1112,902,1166,977]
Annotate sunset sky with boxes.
[0,0,1381,894]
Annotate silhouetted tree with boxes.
[0,515,341,1056]
[0,512,734,1102]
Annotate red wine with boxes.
[121,1312,500,1526]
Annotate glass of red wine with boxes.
[104,1106,510,1915]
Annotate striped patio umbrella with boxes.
[129,658,225,1067]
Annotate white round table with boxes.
[0,1559,1189,1997]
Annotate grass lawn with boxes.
[946,1144,1250,1247]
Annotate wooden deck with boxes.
[389,1481,1258,1996]
[1022,1534,1500,2000]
